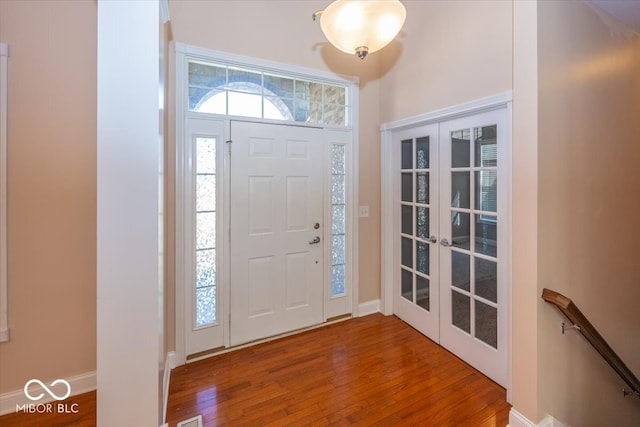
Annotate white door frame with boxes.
[380,91,513,398]
[173,43,360,365]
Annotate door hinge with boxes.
[226,139,233,155]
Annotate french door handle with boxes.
[440,238,453,247]
[427,235,437,244]
[309,236,321,245]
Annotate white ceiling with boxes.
[589,0,640,32]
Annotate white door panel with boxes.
[230,121,324,346]
[393,124,440,341]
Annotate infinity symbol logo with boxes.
[24,379,71,401]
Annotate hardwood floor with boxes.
[0,390,96,427]
[0,314,509,426]
[167,314,510,426]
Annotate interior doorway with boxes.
[382,94,512,388]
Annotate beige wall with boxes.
[378,0,512,123]
[537,2,640,425]
[0,0,96,393]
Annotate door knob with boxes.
[309,236,321,245]
[440,238,453,247]
[427,235,437,244]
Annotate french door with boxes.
[393,108,508,387]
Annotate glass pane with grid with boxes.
[331,145,347,296]
[400,136,431,312]
[195,137,217,327]
[188,60,350,126]
[449,126,498,349]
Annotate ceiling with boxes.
[589,0,640,32]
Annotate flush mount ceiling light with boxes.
[313,0,407,60]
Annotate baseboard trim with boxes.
[508,408,537,427]
[162,351,176,424]
[0,370,96,416]
[358,299,380,316]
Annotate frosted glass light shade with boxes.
[319,0,406,59]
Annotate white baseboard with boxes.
[508,408,537,427]
[508,409,567,427]
[358,299,380,316]
[0,370,96,416]
[162,351,176,424]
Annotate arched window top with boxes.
[188,60,350,127]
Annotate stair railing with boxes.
[541,288,640,398]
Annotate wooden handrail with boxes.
[542,288,640,397]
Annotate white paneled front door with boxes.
[230,121,324,346]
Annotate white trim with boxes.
[380,91,513,132]
[159,0,170,23]
[506,100,514,403]
[508,408,537,427]
[358,300,380,316]
[380,130,395,316]
[0,371,96,416]
[162,351,176,424]
[0,43,9,343]
[350,86,360,318]
[507,410,569,427]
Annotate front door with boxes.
[394,108,508,387]
[230,121,324,346]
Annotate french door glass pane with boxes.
[451,211,470,250]
[451,251,470,291]
[475,300,497,348]
[401,205,412,235]
[475,171,497,212]
[451,172,470,208]
[416,207,429,239]
[475,214,497,257]
[416,172,429,204]
[417,241,429,275]
[401,237,413,269]
[451,129,471,167]
[416,137,429,169]
[401,173,413,202]
[401,269,413,302]
[195,136,217,327]
[474,125,497,167]
[452,290,471,334]
[475,257,497,303]
[416,275,430,311]
[401,139,412,169]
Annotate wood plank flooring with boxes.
[167,314,510,426]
